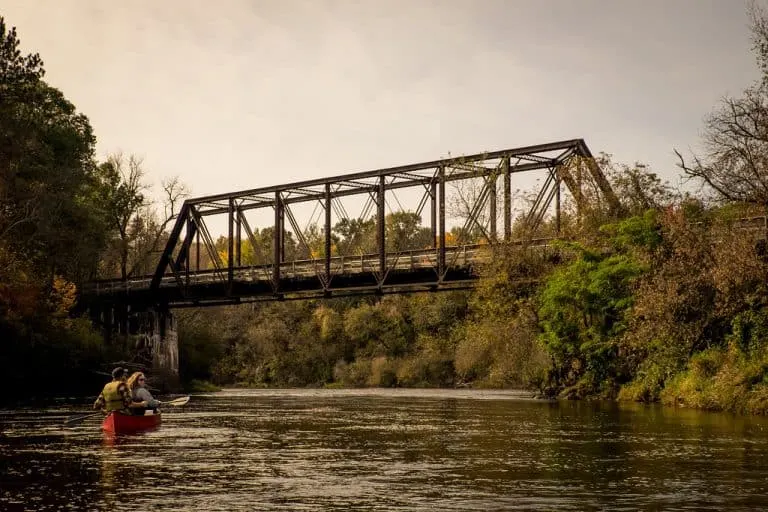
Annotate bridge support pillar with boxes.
[86,303,179,391]
[147,308,180,392]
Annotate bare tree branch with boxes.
[126,174,189,277]
[675,84,768,207]
[0,198,37,241]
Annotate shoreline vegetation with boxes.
[5,6,768,414]
[175,204,768,416]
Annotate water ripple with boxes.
[2,389,768,510]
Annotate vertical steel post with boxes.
[228,198,234,291]
[555,167,561,235]
[185,215,193,283]
[430,181,437,248]
[235,207,241,267]
[325,183,332,284]
[280,205,285,262]
[195,224,200,271]
[273,191,281,290]
[576,159,583,227]
[438,166,446,276]
[489,177,497,243]
[503,157,511,241]
[378,175,386,279]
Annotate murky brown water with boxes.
[2,389,768,511]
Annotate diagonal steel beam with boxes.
[190,207,225,281]
[238,211,276,290]
[150,203,190,291]
[187,139,587,206]
[283,203,329,289]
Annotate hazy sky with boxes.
[1,1,760,203]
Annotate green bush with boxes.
[396,352,455,387]
[659,312,768,414]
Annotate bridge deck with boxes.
[85,244,518,307]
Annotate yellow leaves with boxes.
[217,249,228,268]
[48,275,77,327]
[51,275,77,313]
[312,305,342,341]
[240,243,256,265]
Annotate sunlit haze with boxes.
[2,1,758,201]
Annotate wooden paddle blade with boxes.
[164,396,190,406]
[63,412,102,426]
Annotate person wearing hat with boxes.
[93,367,147,414]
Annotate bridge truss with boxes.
[86,138,619,309]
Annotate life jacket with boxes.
[101,381,128,413]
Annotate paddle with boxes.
[63,411,101,426]
[63,396,189,426]
[159,396,190,407]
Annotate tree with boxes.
[676,3,768,207]
[333,217,376,255]
[0,18,43,239]
[0,16,105,282]
[598,154,676,214]
[537,214,656,397]
[385,211,432,252]
[0,17,121,396]
[676,84,768,206]
[294,223,325,260]
[447,178,495,243]
[96,153,188,278]
[127,175,188,276]
[96,153,147,279]
[749,0,768,84]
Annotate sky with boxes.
[1,1,761,209]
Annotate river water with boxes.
[2,388,768,511]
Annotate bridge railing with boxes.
[83,212,768,299]
[84,244,487,294]
[85,235,560,296]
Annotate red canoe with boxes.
[102,411,161,434]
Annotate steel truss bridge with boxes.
[83,138,620,310]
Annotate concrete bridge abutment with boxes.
[90,303,180,392]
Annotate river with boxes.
[2,388,768,510]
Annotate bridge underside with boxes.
[90,266,477,310]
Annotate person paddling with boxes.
[93,367,147,415]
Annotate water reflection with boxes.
[2,389,768,510]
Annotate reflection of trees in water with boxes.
[98,434,129,509]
